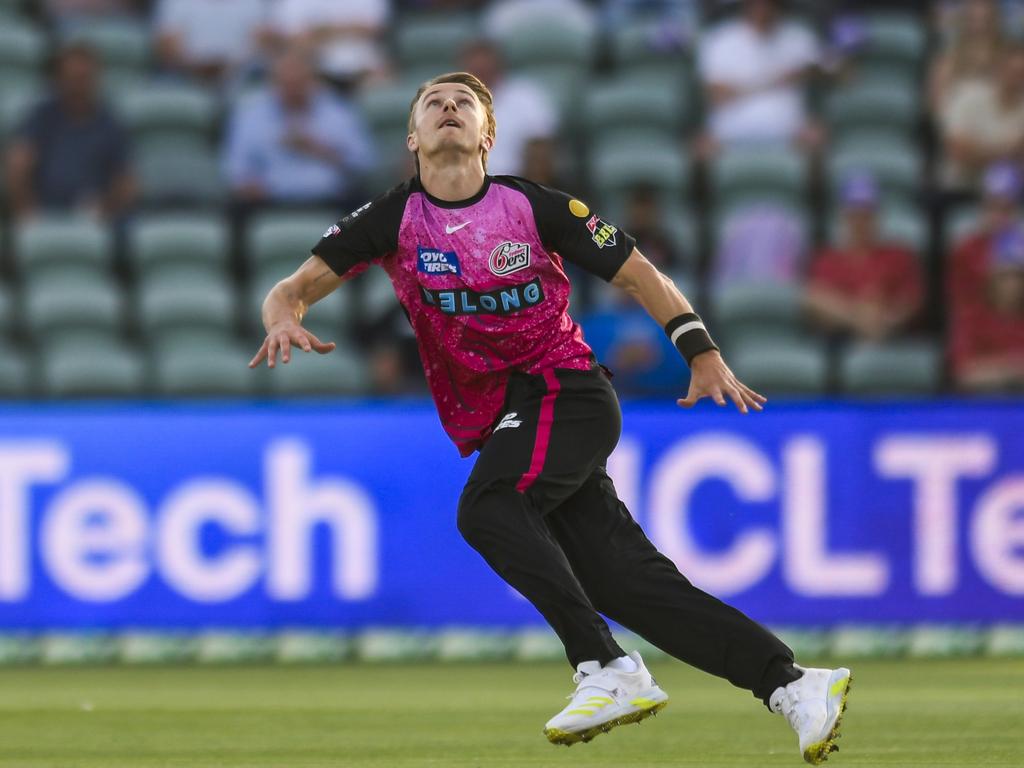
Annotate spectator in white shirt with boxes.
[270,0,391,87]
[697,0,821,157]
[154,0,271,86]
[460,40,559,178]
[222,47,375,205]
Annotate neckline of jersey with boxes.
[415,175,491,209]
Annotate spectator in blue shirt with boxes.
[5,43,136,222]
[222,46,375,206]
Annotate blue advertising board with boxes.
[0,400,1022,629]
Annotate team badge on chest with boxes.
[488,241,531,276]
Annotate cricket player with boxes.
[250,72,851,764]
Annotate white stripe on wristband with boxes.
[669,320,706,346]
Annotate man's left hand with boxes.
[677,349,766,414]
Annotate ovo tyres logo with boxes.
[488,241,531,276]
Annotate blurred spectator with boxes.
[579,293,689,396]
[269,0,391,88]
[949,162,1024,314]
[482,0,596,40]
[697,0,821,155]
[940,44,1024,192]
[5,43,135,222]
[712,203,806,287]
[45,0,144,25]
[621,184,684,271]
[222,47,375,206]
[805,173,922,344]
[153,0,272,86]
[601,0,699,48]
[949,226,1024,392]
[929,0,1008,118]
[460,40,558,178]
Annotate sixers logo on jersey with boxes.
[417,246,462,275]
[488,241,531,276]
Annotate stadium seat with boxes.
[0,341,30,396]
[246,210,339,268]
[266,341,371,396]
[495,12,596,70]
[825,83,918,136]
[14,217,113,274]
[0,74,40,138]
[115,82,218,140]
[840,340,942,396]
[589,135,689,199]
[710,147,808,208]
[136,137,224,206]
[130,213,230,278]
[582,75,689,136]
[0,18,45,72]
[152,335,258,396]
[946,204,983,248]
[246,266,354,335]
[827,140,922,202]
[394,14,479,75]
[38,335,146,397]
[23,272,124,338]
[712,281,804,346]
[359,82,415,135]
[361,265,397,323]
[0,281,12,333]
[62,18,150,72]
[136,268,237,342]
[729,337,828,396]
[861,13,927,66]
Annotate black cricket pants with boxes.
[456,364,799,702]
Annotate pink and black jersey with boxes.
[312,175,635,457]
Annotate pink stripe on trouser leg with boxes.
[515,368,560,493]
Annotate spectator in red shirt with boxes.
[948,161,1024,315]
[806,171,923,342]
[950,225,1024,391]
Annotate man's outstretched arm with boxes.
[249,254,342,368]
[609,247,766,414]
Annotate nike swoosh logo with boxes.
[445,221,470,234]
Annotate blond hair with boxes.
[408,71,497,170]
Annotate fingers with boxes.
[266,336,278,368]
[711,386,726,407]
[248,340,268,368]
[304,331,337,354]
[280,334,292,364]
[724,384,748,414]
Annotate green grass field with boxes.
[0,659,1020,767]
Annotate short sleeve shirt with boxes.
[312,175,635,456]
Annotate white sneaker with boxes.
[770,665,853,764]
[543,650,669,746]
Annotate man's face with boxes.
[985,196,1018,231]
[408,82,492,164]
[1000,53,1024,94]
[57,50,98,103]
[274,52,313,105]
[745,0,779,29]
[844,206,876,247]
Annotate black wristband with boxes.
[664,312,719,366]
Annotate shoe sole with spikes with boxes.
[544,697,668,746]
[803,669,852,765]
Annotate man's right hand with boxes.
[249,321,336,369]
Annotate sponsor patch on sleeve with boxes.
[417,245,462,275]
[586,215,618,249]
[322,224,341,238]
